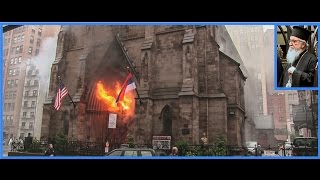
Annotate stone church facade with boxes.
[41,26,247,146]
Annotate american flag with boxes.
[54,82,69,110]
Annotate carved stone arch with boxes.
[159,105,172,136]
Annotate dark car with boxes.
[105,148,156,156]
[291,137,318,156]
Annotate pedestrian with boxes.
[170,146,178,156]
[8,138,13,151]
[105,141,109,153]
[278,26,317,87]
[44,143,55,156]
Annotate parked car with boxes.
[284,142,292,150]
[246,141,259,155]
[291,137,318,156]
[105,148,156,156]
[279,142,292,150]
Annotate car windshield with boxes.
[293,138,317,147]
[246,141,257,147]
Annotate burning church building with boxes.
[41,26,247,147]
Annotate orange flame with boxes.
[96,81,135,121]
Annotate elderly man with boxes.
[279,26,317,87]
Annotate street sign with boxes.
[108,113,117,128]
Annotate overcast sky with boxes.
[263,25,274,32]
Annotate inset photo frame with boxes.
[276,25,318,89]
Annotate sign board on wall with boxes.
[108,113,117,128]
[152,136,171,150]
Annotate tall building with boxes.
[268,92,287,142]
[292,91,318,138]
[2,25,60,141]
[18,63,39,139]
[284,91,299,141]
[226,26,276,147]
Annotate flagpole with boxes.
[58,76,76,108]
[135,88,142,104]
[125,68,142,104]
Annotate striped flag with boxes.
[54,82,69,110]
[115,73,135,103]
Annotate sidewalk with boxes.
[2,144,10,156]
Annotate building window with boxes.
[16,46,20,54]
[11,80,15,87]
[14,57,18,64]
[24,101,28,107]
[35,49,39,56]
[26,80,31,86]
[23,112,27,117]
[25,91,29,96]
[34,80,38,86]
[18,57,22,63]
[9,116,13,125]
[31,29,35,34]
[29,122,34,129]
[13,91,16,99]
[20,45,23,53]
[20,133,25,139]
[28,47,33,54]
[36,39,41,46]
[27,70,32,76]
[22,122,26,127]
[31,101,36,107]
[30,35,34,44]
[33,90,37,96]
[30,112,35,118]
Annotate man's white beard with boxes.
[286,47,303,64]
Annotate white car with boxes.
[246,141,258,155]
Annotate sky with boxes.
[263,25,275,32]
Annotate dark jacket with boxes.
[279,50,317,87]
[277,55,284,86]
[44,148,55,156]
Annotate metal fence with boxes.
[19,140,318,156]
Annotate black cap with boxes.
[291,26,311,42]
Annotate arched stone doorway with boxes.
[159,105,172,136]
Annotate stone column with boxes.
[178,28,199,144]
